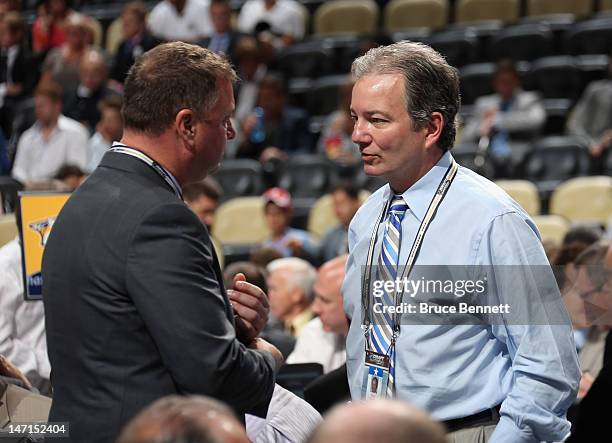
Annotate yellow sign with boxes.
[19,192,70,300]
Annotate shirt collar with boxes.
[382,150,453,223]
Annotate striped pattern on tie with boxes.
[369,194,409,397]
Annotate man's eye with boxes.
[350,115,357,121]
[371,118,387,124]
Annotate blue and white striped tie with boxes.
[369,194,409,397]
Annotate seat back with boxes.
[495,180,541,215]
[384,0,448,32]
[306,75,347,117]
[429,28,480,67]
[278,156,337,198]
[549,176,612,225]
[565,18,612,55]
[105,17,123,55]
[314,0,379,35]
[212,197,269,244]
[525,56,583,101]
[212,159,264,201]
[0,213,17,247]
[459,63,495,105]
[532,214,570,244]
[308,190,370,239]
[490,23,554,62]
[278,41,334,79]
[455,0,519,24]
[526,0,593,19]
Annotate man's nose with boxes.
[352,119,371,147]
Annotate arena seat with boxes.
[384,0,448,32]
[532,214,571,244]
[313,0,379,35]
[213,197,268,244]
[549,176,612,226]
[307,190,371,239]
[495,180,541,216]
[489,23,554,62]
[526,0,593,20]
[211,159,264,201]
[455,0,519,25]
[0,213,17,248]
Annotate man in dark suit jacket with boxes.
[42,42,283,443]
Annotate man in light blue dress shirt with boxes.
[343,41,580,442]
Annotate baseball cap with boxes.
[263,187,292,209]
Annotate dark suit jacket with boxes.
[42,151,276,443]
[199,31,247,64]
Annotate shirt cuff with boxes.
[488,415,538,443]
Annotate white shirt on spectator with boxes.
[87,131,112,173]
[148,0,213,42]
[286,317,346,374]
[237,0,304,39]
[246,383,321,443]
[0,238,50,390]
[11,115,89,183]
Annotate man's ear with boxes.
[425,111,444,150]
[175,109,196,147]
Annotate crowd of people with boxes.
[0,1,611,443]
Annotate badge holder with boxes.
[361,348,391,399]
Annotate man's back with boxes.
[43,152,274,442]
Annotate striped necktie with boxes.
[369,194,409,396]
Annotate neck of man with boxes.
[388,147,444,194]
[120,129,188,186]
[40,116,59,136]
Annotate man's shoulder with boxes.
[57,115,89,137]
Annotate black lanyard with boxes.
[361,159,459,339]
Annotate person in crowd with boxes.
[11,81,89,185]
[237,74,310,160]
[183,178,222,232]
[54,164,85,190]
[233,36,267,125]
[461,59,545,176]
[223,261,296,358]
[63,49,118,133]
[42,42,282,443]
[0,0,19,18]
[249,245,283,268]
[567,53,612,158]
[237,0,304,48]
[267,257,316,337]
[344,41,579,441]
[318,182,362,264]
[0,12,37,137]
[287,255,349,373]
[148,0,213,43]
[317,78,361,166]
[199,0,246,64]
[40,12,91,95]
[110,1,160,85]
[567,241,612,442]
[0,207,50,394]
[31,0,76,56]
[309,400,447,443]
[261,187,318,261]
[117,395,250,443]
[87,94,123,171]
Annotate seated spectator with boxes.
[87,95,123,171]
[237,74,310,160]
[117,395,250,443]
[0,209,50,393]
[63,49,119,133]
[318,182,361,264]
[31,0,76,56]
[287,255,349,373]
[317,78,360,166]
[249,245,283,268]
[567,54,612,158]
[462,59,545,176]
[309,400,447,443]
[199,0,247,64]
[261,187,318,261]
[183,178,222,232]
[223,261,296,358]
[266,257,315,337]
[54,164,85,190]
[11,82,89,185]
[237,0,304,47]
[40,12,91,95]
[233,36,267,124]
[0,12,37,137]
[148,0,213,43]
[110,1,160,85]
[567,241,612,442]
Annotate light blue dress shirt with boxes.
[343,151,580,442]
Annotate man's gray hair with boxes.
[267,257,317,303]
[351,40,460,151]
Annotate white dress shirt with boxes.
[11,115,89,183]
[286,317,346,374]
[237,0,304,39]
[0,238,50,390]
[148,0,213,42]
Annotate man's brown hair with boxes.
[121,42,237,136]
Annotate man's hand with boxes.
[0,354,33,390]
[249,338,284,371]
[578,371,594,400]
[228,273,269,344]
